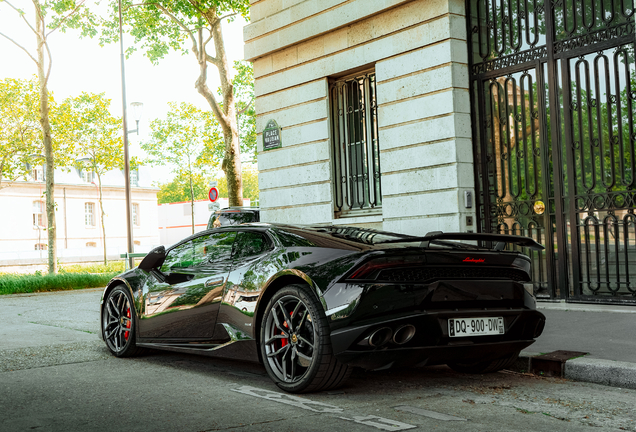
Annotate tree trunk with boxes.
[36,4,57,274]
[96,170,107,265]
[194,16,243,207]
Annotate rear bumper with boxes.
[335,340,534,370]
[330,308,545,370]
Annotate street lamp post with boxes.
[118,0,141,269]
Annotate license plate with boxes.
[448,317,504,337]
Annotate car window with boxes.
[161,231,237,272]
[161,240,197,272]
[205,231,237,262]
[209,211,257,229]
[232,231,271,260]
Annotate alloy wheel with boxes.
[103,289,133,353]
[263,295,316,383]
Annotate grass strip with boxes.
[0,272,119,295]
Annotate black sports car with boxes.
[100,224,546,393]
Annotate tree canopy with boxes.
[97,0,252,206]
[0,78,42,188]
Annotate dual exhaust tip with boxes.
[358,324,416,347]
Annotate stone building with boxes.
[244,0,636,305]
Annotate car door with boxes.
[217,229,283,337]
[139,230,237,339]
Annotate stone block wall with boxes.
[245,0,476,234]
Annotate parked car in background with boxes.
[207,207,260,229]
[100,224,546,393]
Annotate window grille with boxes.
[85,203,95,226]
[330,71,382,215]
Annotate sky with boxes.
[0,1,247,181]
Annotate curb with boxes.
[516,351,636,390]
[565,357,636,390]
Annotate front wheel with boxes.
[260,284,351,393]
[102,285,145,357]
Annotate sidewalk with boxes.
[519,301,636,389]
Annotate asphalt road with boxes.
[1,289,635,432]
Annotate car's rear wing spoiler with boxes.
[376,231,545,251]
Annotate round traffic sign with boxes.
[208,187,219,202]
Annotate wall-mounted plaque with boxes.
[263,119,282,151]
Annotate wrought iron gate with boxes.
[467,0,636,303]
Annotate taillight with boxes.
[348,256,425,280]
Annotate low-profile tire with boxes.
[260,284,351,393]
[448,351,520,374]
[102,285,145,358]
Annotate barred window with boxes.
[330,70,382,216]
[85,202,95,227]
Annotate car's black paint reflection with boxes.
[101,223,546,392]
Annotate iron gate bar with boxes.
[538,58,560,300]
[466,0,636,304]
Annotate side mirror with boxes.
[139,246,166,270]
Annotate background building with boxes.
[244,0,636,305]
[0,166,159,268]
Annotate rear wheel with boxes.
[102,285,145,357]
[260,284,351,393]
[448,351,520,374]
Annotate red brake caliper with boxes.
[124,308,131,341]
[280,311,293,348]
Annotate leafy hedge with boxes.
[0,271,119,295]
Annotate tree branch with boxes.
[0,32,38,64]
[153,3,199,56]
[5,0,38,35]
[46,0,87,37]
[237,98,254,116]
[44,40,53,88]
[219,12,238,21]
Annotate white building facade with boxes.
[0,167,160,267]
[245,0,474,236]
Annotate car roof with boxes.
[216,207,260,212]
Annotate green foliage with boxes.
[214,163,259,202]
[233,60,257,161]
[0,272,118,295]
[99,0,250,63]
[59,261,126,274]
[57,92,124,175]
[0,78,43,186]
[156,171,211,204]
[143,101,223,174]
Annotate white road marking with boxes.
[339,415,417,431]
[231,385,417,431]
[231,385,343,413]
[394,405,467,421]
